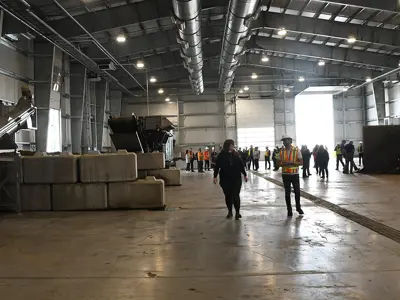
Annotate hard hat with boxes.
[21,85,30,92]
[359,141,363,144]
[281,134,292,141]
[205,147,209,150]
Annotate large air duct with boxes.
[173,0,204,95]
[219,0,262,93]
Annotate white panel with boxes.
[183,102,223,114]
[123,103,177,117]
[0,44,34,79]
[180,129,224,145]
[236,99,274,128]
[183,115,223,127]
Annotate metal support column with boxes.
[70,63,86,154]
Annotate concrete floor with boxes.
[1,172,400,299]
[257,162,400,231]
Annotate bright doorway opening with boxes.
[295,89,335,152]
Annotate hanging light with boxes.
[251,73,258,79]
[149,76,157,83]
[365,77,372,83]
[284,88,290,92]
[136,61,145,69]
[347,36,356,44]
[158,88,164,94]
[298,76,305,82]
[165,97,170,102]
[261,56,269,62]
[318,60,326,66]
[277,28,287,36]
[243,86,249,91]
[116,34,126,43]
[239,89,244,94]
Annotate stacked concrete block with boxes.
[79,150,137,183]
[136,152,165,170]
[22,153,78,184]
[147,168,182,186]
[136,152,181,186]
[108,176,165,209]
[21,185,52,211]
[52,183,107,211]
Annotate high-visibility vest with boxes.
[265,150,270,157]
[335,146,342,155]
[279,146,299,175]
[198,151,204,161]
[358,145,363,153]
[204,151,210,161]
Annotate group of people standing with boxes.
[334,140,364,174]
[185,148,218,173]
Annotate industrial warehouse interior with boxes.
[1,0,400,299]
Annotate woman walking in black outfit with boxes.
[213,139,248,220]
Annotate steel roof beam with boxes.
[254,37,398,70]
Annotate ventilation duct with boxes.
[173,0,204,95]
[219,0,263,93]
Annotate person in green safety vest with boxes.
[335,143,345,171]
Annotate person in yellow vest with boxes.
[189,148,195,172]
[197,148,204,173]
[204,147,211,171]
[265,146,271,170]
[277,134,304,217]
[334,143,344,171]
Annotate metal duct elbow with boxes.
[219,0,260,94]
[173,0,204,95]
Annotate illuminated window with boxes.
[46,109,61,152]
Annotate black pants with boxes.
[254,159,259,170]
[190,160,194,171]
[302,162,311,177]
[359,154,363,166]
[320,163,328,178]
[221,181,242,213]
[205,160,210,170]
[265,157,271,169]
[272,158,277,170]
[282,174,301,212]
[198,161,203,172]
[345,155,357,173]
[186,162,190,171]
[336,155,344,170]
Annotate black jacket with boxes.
[214,150,247,184]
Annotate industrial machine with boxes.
[108,114,175,165]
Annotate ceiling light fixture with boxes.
[392,80,399,84]
[149,76,157,83]
[318,60,326,66]
[347,36,356,44]
[116,34,126,43]
[158,88,164,94]
[165,97,170,102]
[136,61,145,69]
[365,77,372,83]
[239,89,244,94]
[244,86,249,91]
[277,28,287,36]
[298,76,305,82]
[284,88,290,92]
[261,56,269,62]
[251,73,258,79]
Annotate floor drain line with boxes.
[252,171,400,244]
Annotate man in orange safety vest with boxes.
[277,134,304,217]
[204,147,210,171]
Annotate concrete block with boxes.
[22,155,78,184]
[21,184,51,211]
[108,177,165,209]
[148,168,182,186]
[52,184,107,211]
[136,152,165,170]
[80,151,137,183]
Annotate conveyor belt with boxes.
[0,106,36,143]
